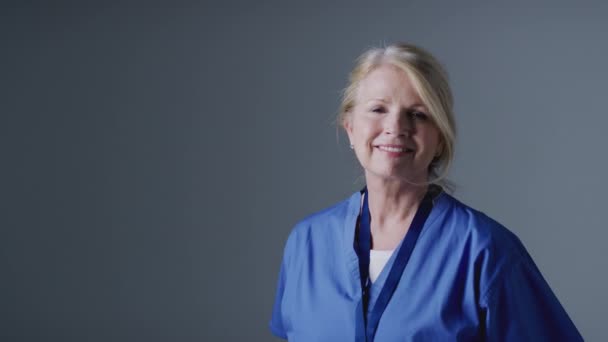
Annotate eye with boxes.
[370,106,387,114]
[408,110,428,121]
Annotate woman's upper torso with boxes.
[269,189,582,341]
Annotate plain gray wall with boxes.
[2,1,606,341]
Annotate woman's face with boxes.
[344,64,442,184]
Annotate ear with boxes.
[342,116,354,145]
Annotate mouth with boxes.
[375,145,415,154]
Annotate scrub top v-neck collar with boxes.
[342,188,449,317]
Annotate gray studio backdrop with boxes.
[2,1,606,341]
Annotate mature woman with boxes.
[269,43,582,341]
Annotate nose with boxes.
[384,110,414,137]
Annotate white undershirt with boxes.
[369,249,395,283]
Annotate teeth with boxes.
[378,146,405,152]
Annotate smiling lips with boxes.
[375,144,414,155]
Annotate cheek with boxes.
[350,123,367,142]
[354,120,380,139]
[417,132,441,157]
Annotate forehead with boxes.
[355,63,421,104]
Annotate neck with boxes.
[365,174,428,233]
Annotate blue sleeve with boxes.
[480,254,583,341]
[269,258,288,339]
[270,229,298,340]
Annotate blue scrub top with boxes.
[269,190,582,341]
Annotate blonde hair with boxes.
[339,43,456,189]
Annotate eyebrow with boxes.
[365,98,389,104]
[366,98,427,109]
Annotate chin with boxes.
[366,169,425,184]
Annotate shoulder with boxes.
[436,193,534,295]
[299,191,359,226]
[439,193,526,257]
[289,191,359,239]
[281,191,360,260]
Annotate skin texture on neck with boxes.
[365,172,428,250]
